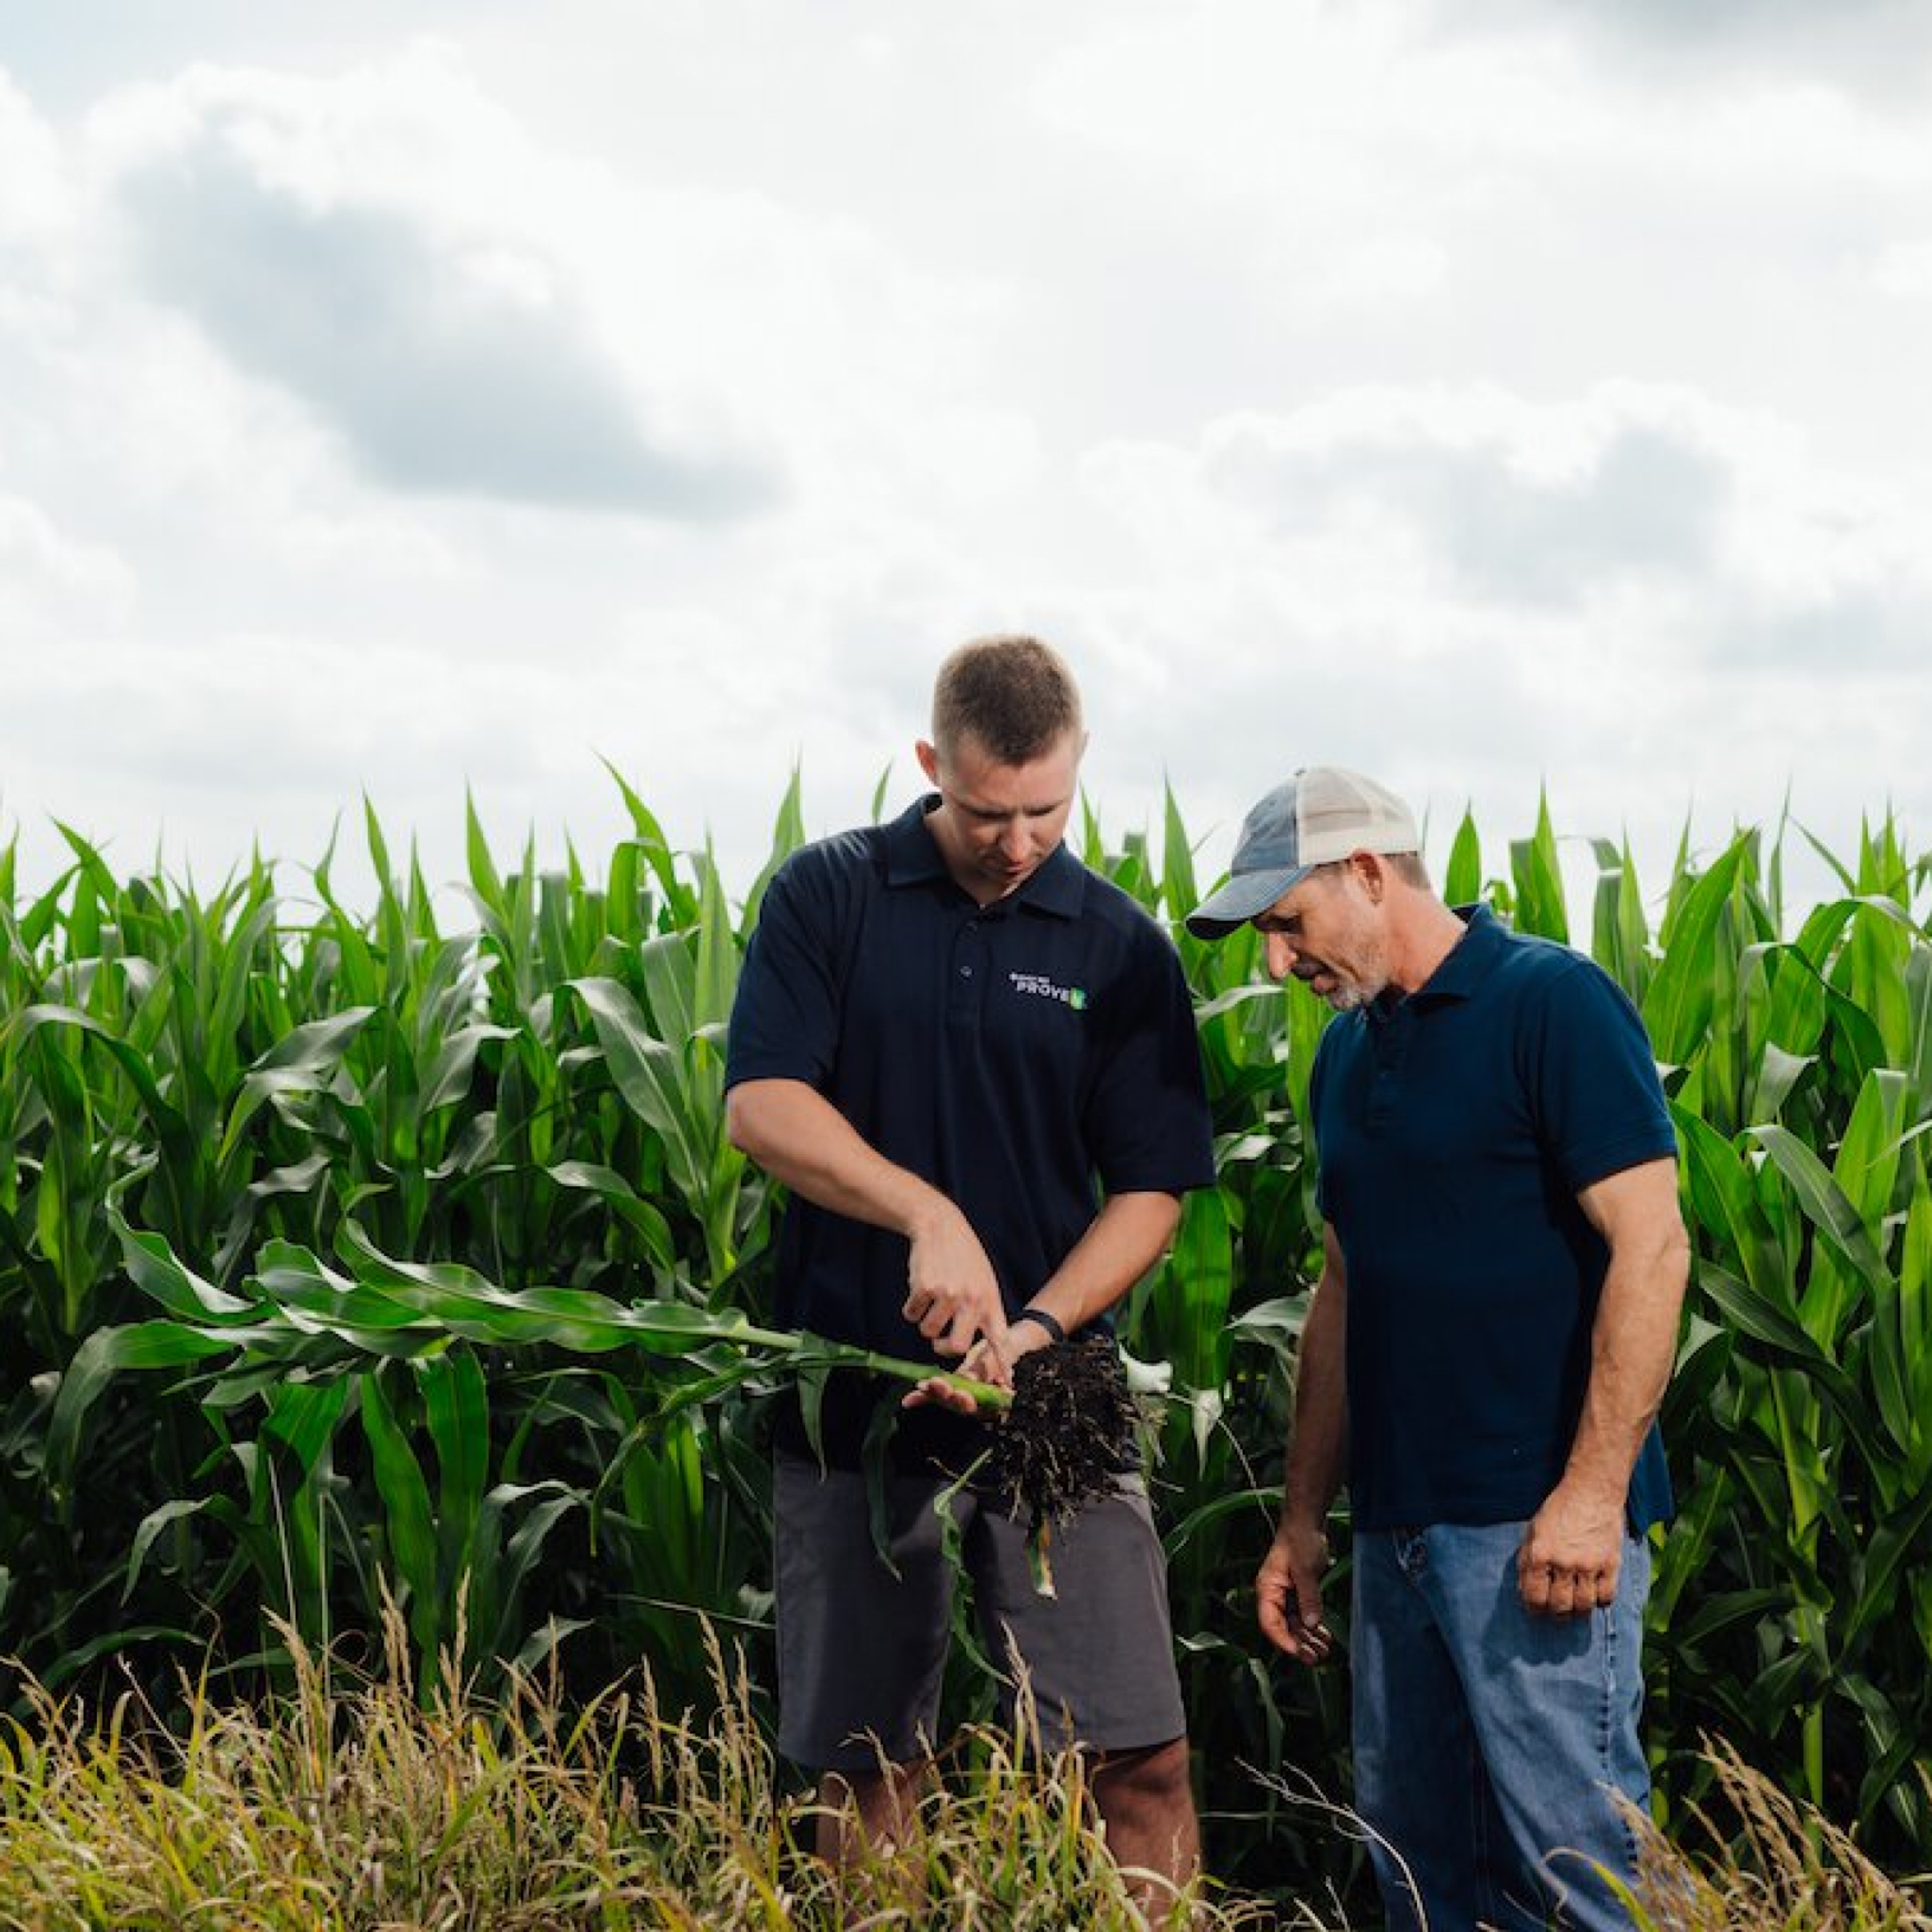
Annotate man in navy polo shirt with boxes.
[725,635,1216,1909]
[1187,767,1689,1932]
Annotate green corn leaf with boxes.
[1643,836,1751,1066]
[421,1347,490,1560]
[742,767,808,927]
[7,1001,178,1133]
[1750,1123,1891,1302]
[544,1161,677,1269]
[45,1322,235,1498]
[112,1210,259,1323]
[1444,808,1482,908]
[566,974,705,1204]
[692,845,737,1032]
[464,790,507,920]
[334,1222,798,1354]
[1842,1478,1932,1652]
[637,932,697,1050]
[1669,1105,1785,1314]
[1668,1585,1794,1652]
[598,758,696,923]
[1693,1264,1886,1474]
[219,1006,379,1161]
[1163,1188,1233,1390]
[1161,782,1198,925]
[261,1377,352,1475]
[121,1496,219,1606]
[481,1479,584,1663]
[358,1369,441,1659]
[1507,790,1568,942]
[1905,942,1932,1118]
[420,1020,517,1114]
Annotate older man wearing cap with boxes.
[1188,769,1688,1932]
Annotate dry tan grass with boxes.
[0,1609,1283,1930]
[1619,1738,1932,1932]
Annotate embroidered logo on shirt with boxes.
[1008,971,1089,1010]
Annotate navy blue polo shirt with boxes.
[726,796,1216,1469]
[1310,905,1677,1533]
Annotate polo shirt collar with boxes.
[884,795,1087,919]
[1412,901,1505,1005]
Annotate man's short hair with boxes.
[1312,851,1431,890]
[932,635,1083,765]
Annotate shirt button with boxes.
[960,965,974,977]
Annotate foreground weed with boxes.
[1620,1740,1931,1932]
[0,1608,1292,1929]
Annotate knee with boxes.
[1095,1734,1192,1808]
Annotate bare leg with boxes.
[1093,1735,1200,1922]
[815,1760,931,1867]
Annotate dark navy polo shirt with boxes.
[1310,905,1678,1533]
[726,796,1216,1468]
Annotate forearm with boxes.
[729,1077,1007,1360]
[726,1078,958,1241]
[1258,1236,1347,1662]
[1559,1222,1689,1506]
[1027,1190,1183,1334]
[1281,1262,1348,1531]
[1521,1159,1689,1613]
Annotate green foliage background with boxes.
[2,780,1928,1902]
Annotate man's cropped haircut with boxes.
[932,635,1083,765]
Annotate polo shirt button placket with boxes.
[949,914,988,1026]
[1366,1008,1410,1134]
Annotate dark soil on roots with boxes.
[983,1332,1141,1530]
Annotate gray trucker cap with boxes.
[1185,767,1419,939]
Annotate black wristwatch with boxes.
[1011,1306,1067,1344]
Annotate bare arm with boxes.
[1517,1154,1689,1616]
[726,1077,1005,1359]
[1256,1223,1347,1665]
[1030,1187,1182,1334]
[908,1188,1184,1410]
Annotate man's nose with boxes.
[1264,930,1297,980]
[1000,821,1030,860]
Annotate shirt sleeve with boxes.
[1079,920,1217,1196]
[723,849,851,1092]
[1528,957,1677,1192]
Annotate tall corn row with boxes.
[2,783,1928,1899]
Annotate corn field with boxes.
[2,778,1928,1910]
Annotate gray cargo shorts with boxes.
[773,1449,1187,1773]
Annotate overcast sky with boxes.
[3,1,1928,922]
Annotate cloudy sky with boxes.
[3,1,1929,920]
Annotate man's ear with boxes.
[915,739,940,784]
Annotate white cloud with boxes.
[87,48,780,516]
[1,10,1927,928]
[1084,383,1932,645]
[1071,380,1932,896]
[0,68,71,244]
[1437,0,1932,101]
[1313,234,1450,311]
[0,495,135,633]
[1874,240,1932,297]
[1033,3,1932,203]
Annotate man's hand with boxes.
[1256,1517,1334,1665]
[901,1203,1008,1359]
[1517,1482,1625,1616]
[904,1306,1057,1414]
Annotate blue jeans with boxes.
[1352,1522,1652,1932]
